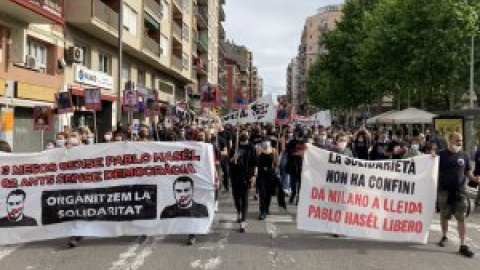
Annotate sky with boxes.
[224,0,344,98]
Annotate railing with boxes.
[92,0,119,30]
[172,55,183,71]
[143,34,161,56]
[145,0,162,19]
[195,7,208,27]
[197,33,208,51]
[172,22,182,40]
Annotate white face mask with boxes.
[338,142,347,150]
[46,144,55,150]
[87,137,94,144]
[411,144,419,151]
[327,139,333,145]
[69,138,79,146]
[104,134,112,141]
[452,145,462,153]
[56,139,65,147]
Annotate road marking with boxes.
[109,236,164,270]
[190,257,222,270]
[0,245,22,261]
[266,215,293,223]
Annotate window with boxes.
[151,74,156,89]
[123,4,137,36]
[98,53,111,74]
[26,38,47,70]
[160,34,168,57]
[122,64,130,80]
[74,42,90,68]
[138,69,146,86]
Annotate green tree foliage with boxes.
[307,0,479,111]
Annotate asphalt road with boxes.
[1,192,480,270]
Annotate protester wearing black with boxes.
[353,130,370,160]
[437,132,479,258]
[230,131,257,233]
[370,133,389,160]
[386,130,407,159]
[285,130,307,205]
[256,141,278,220]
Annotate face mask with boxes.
[104,134,112,141]
[46,144,55,150]
[313,131,319,136]
[452,145,462,153]
[338,142,347,150]
[209,129,216,136]
[319,135,327,141]
[358,137,364,142]
[56,139,65,147]
[87,137,94,144]
[411,144,419,151]
[327,139,333,145]
[69,138,79,146]
[261,141,271,150]
[240,135,248,142]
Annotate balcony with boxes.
[142,34,161,56]
[2,0,64,24]
[195,7,208,29]
[197,33,208,53]
[219,24,226,40]
[92,0,119,31]
[145,0,163,20]
[172,22,182,41]
[219,5,225,22]
[172,55,183,71]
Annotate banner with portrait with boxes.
[0,142,216,245]
[33,106,52,131]
[298,146,439,244]
[55,92,73,114]
[123,90,139,113]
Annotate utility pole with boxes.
[117,0,124,123]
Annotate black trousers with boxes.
[257,174,273,215]
[231,174,249,222]
[220,159,230,191]
[289,170,302,203]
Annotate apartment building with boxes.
[222,40,257,109]
[287,57,300,110]
[0,0,65,152]
[251,66,263,101]
[295,4,342,115]
[64,0,196,132]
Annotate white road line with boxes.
[109,236,164,270]
[0,245,22,262]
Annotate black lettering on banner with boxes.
[41,185,157,225]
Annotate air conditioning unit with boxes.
[26,55,39,70]
[67,46,84,63]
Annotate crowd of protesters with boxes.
[0,119,479,258]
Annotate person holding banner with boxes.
[437,132,479,258]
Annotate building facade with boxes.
[287,57,300,109]
[295,4,342,115]
[0,0,226,152]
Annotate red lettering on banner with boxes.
[328,190,369,208]
[371,197,380,209]
[1,178,18,188]
[344,211,379,229]
[307,205,342,223]
[382,218,423,233]
[310,187,325,200]
[383,199,423,214]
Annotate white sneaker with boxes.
[214,201,219,212]
[239,222,247,233]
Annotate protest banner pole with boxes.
[93,110,98,143]
[41,130,44,150]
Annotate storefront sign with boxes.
[74,65,113,90]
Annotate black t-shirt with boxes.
[286,138,307,175]
[354,139,370,160]
[218,130,232,150]
[370,142,389,160]
[211,136,227,161]
[0,216,38,227]
[386,140,406,159]
[438,149,471,191]
[159,202,209,219]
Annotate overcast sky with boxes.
[224,0,344,98]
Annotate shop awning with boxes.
[70,86,117,102]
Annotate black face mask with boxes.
[239,135,248,142]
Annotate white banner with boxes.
[222,94,276,124]
[298,146,438,244]
[294,110,332,127]
[0,142,215,245]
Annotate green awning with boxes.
[145,13,160,29]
